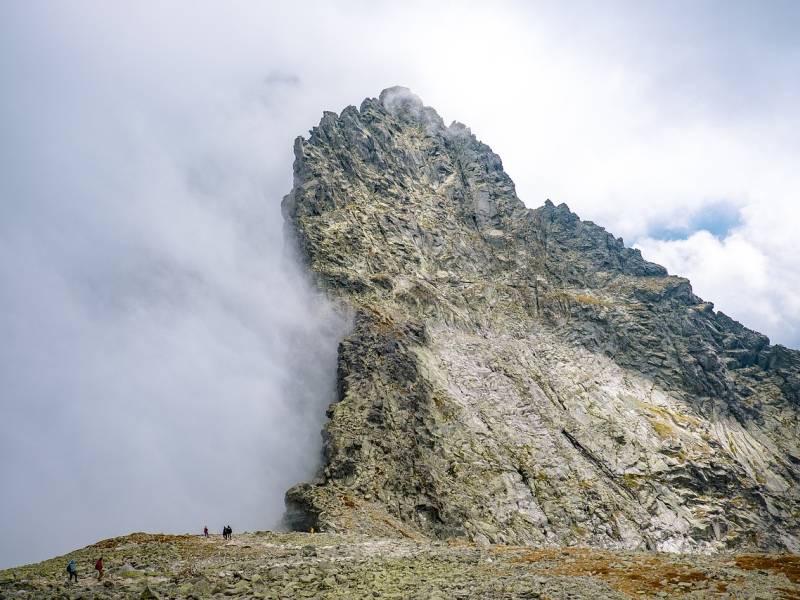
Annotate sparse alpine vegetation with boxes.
[2,531,800,599]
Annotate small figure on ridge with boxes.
[66,559,78,583]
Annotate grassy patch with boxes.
[735,554,800,584]
[120,570,146,579]
[650,419,675,439]
[571,293,611,307]
[513,547,715,597]
[91,533,195,550]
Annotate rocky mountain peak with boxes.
[282,87,800,553]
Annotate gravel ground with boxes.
[1,532,799,599]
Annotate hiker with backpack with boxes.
[66,559,78,583]
[95,556,104,580]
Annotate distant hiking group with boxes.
[202,524,232,539]
[65,557,103,583]
[64,525,232,584]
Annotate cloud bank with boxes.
[2,0,799,568]
[0,2,355,568]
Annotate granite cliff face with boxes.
[282,87,800,553]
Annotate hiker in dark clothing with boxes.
[66,559,78,583]
[203,526,209,538]
[95,556,104,580]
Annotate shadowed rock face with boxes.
[282,86,800,552]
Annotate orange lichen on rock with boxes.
[735,554,800,584]
[90,533,196,550]
[513,547,731,597]
[778,587,800,600]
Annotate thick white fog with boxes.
[2,1,800,568]
[0,3,357,568]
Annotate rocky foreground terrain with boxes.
[1,532,799,599]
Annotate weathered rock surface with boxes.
[3,531,799,599]
[283,86,800,553]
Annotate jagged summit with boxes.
[283,88,800,553]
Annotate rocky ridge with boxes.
[283,87,800,553]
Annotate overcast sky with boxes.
[1,1,799,568]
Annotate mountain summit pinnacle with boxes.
[282,87,800,553]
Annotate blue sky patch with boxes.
[648,200,743,240]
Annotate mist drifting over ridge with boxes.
[0,6,353,568]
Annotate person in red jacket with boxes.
[94,556,104,580]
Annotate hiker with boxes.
[222,525,228,540]
[95,556,104,580]
[227,525,233,539]
[203,526,209,538]
[66,559,78,583]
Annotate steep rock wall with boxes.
[282,87,800,552]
